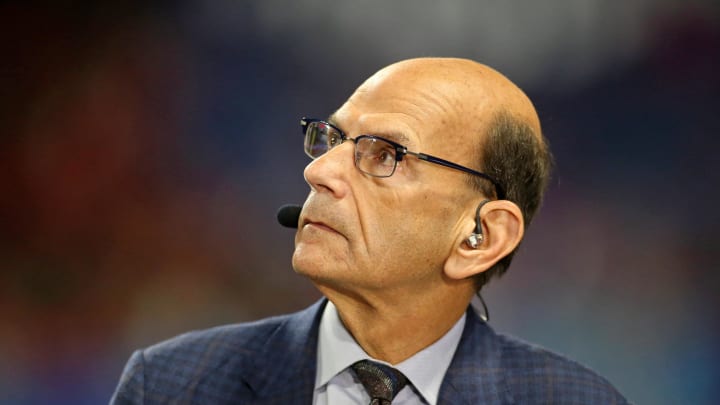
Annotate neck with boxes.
[317,281,474,365]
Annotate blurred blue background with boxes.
[1,1,718,404]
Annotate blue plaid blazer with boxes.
[111,299,628,404]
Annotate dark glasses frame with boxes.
[301,117,506,200]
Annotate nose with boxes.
[303,141,355,198]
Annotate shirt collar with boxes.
[315,301,369,389]
[315,301,466,404]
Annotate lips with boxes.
[300,210,346,239]
[303,219,340,234]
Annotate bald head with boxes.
[358,57,541,137]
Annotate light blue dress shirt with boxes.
[312,301,466,405]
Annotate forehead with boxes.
[329,75,480,158]
[331,78,490,167]
[328,111,412,145]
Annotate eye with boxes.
[376,148,395,165]
[369,142,396,167]
[327,130,341,148]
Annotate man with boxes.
[111,58,628,404]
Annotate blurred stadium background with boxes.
[1,1,718,403]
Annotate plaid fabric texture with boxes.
[439,306,630,404]
[111,299,629,404]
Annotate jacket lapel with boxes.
[438,306,512,405]
[245,299,327,404]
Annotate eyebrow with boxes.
[326,114,411,145]
[326,113,340,127]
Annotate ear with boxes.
[444,200,525,280]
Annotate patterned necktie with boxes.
[351,360,408,405]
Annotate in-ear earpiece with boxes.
[465,199,491,249]
[466,233,482,249]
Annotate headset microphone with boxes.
[277,204,302,228]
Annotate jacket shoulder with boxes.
[144,313,288,373]
[496,333,629,404]
[111,309,312,404]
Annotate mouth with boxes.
[301,216,345,238]
[304,220,337,233]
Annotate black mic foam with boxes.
[277,204,302,228]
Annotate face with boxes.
[292,65,481,294]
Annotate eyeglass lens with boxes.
[304,121,398,177]
[354,137,397,177]
[304,121,339,158]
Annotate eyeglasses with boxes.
[301,118,506,199]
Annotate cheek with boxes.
[383,198,458,258]
[358,192,405,249]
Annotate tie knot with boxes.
[351,360,408,404]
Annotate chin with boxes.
[293,239,346,273]
[292,247,330,277]
[292,250,357,289]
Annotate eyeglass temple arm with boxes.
[409,152,506,199]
